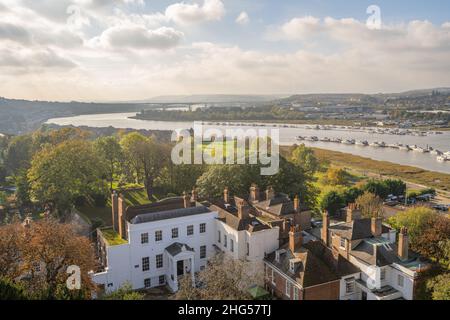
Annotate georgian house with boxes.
[92,188,280,293]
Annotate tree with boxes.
[27,140,107,213]
[426,273,450,300]
[363,179,389,199]
[387,207,450,266]
[342,187,364,204]
[318,190,345,216]
[176,254,260,300]
[384,179,406,196]
[290,144,319,175]
[101,283,145,300]
[0,219,96,299]
[20,218,96,299]
[121,133,169,200]
[4,135,34,175]
[95,136,122,190]
[325,167,349,186]
[0,277,28,300]
[355,192,384,218]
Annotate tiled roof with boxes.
[264,240,344,288]
[254,194,309,216]
[328,219,391,240]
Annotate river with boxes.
[46,112,450,174]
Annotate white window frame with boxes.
[286,280,292,298]
[156,254,163,269]
[224,235,228,248]
[340,237,346,249]
[142,257,150,272]
[172,228,178,239]
[155,230,162,242]
[144,278,151,288]
[293,287,299,300]
[141,233,149,244]
[345,277,355,294]
[200,245,207,259]
[200,223,206,233]
[380,268,386,281]
[398,274,404,287]
[218,230,221,243]
[187,225,194,236]
[159,275,165,285]
[230,239,234,252]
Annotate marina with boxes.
[46,112,450,174]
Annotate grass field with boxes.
[305,147,450,191]
[76,187,158,226]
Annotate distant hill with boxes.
[131,94,288,104]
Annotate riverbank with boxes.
[308,147,450,192]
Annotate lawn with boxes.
[99,227,128,246]
[76,187,161,226]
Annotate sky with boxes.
[0,0,449,101]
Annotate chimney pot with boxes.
[183,192,191,208]
[346,203,361,222]
[289,225,303,253]
[224,187,230,203]
[236,199,250,220]
[321,211,330,246]
[294,195,300,212]
[249,183,260,203]
[371,217,382,237]
[398,227,409,260]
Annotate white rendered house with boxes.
[92,191,280,293]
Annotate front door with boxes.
[362,291,367,300]
[177,260,184,276]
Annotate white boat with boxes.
[320,137,331,142]
[431,149,443,156]
[445,151,450,157]
[356,140,369,146]
[399,144,411,151]
[342,139,355,145]
[369,141,381,147]
[437,156,449,162]
[305,136,319,142]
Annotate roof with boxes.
[165,242,194,257]
[253,194,309,216]
[130,205,211,224]
[328,219,391,240]
[350,238,421,268]
[209,197,270,232]
[264,240,343,288]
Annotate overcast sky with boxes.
[0,0,449,101]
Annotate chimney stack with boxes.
[371,216,382,237]
[183,192,191,208]
[223,187,230,203]
[266,186,275,200]
[249,184,260,203]
[294,195,300,213]
[289,225,303,253]
[191,187,198,203]
[118,193,127,239]
[236,199,250,220]
[322,211,330,246]
[112,191,119,232]
[346,203,362,222]
[398,227,409,261]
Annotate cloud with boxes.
[0,47,77,70]
[95,25,184,50]
[235,11,249,26]
[165,0,225,25]
[0,22,32,44]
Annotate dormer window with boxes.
[289,261,295,273]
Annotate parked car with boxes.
[432,205,449,212]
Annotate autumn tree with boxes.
[0,218,96,299]
[290,144,319,175]
[388,207,450,266]
[22,218,96,299]
[27,140,107,214]
[95,136,123,190]
[4,135,34,175]
[355,192,384,218]
[426,273,450,300]
[101,283,144,300]
[318,189,345,216]
[176,254,261,300]
[120,133,169,199]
